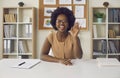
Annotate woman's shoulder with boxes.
[48,30,56,37]
[47,30,56,43]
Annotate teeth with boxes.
[60,25,64,27]
[60,26,64,29]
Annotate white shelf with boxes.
[2,7,36,59]
[3,22,17,24]
[92,7,120,61]
[108,53,120,55]
[108,22,120,24]
[19,53,32,55]
[93,22,106,24]
[93,37,107,39]
[3,53,17,55]
[18,22,32,24]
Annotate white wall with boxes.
[1,0,120,59]
[0,1,2,59]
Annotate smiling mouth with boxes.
[60,25,65,30]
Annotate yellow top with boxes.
[47,31,74,59]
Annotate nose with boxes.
[60,21,64,24]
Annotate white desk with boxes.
[0,59,120,78]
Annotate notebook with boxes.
[11,59,40,69]
[96,58,120,67]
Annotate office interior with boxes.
[0,0,120,59]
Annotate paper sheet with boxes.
[44,0,56,5]
[73,0,86,4]
[11,59,40,69]
[75,18,86,28]
[75,6,84,18]
[59,0,72,4]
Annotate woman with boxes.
[40,7,83,65]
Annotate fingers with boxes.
[71,22,79,31]
[59,59,72,66]
[73,22,81,30]
[74,22,79,28]
[63,60,72,65]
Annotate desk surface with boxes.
[0,59,120,78]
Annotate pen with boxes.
[18,62,26,66]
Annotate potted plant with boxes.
[94,12,104,23]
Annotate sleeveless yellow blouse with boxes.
[47,31,74,59]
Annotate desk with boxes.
[0,59,120,78]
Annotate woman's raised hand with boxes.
[70,22,81,38]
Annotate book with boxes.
[96,58,120,67]
[9,25,16,38]
[18,41,28,53]
[4,25,10,38]
[118,9,120,22]
[101,40,107,54]
[7,40,11,53]
[11,59,40,69]
[108,41,117,53]
[4,25,16,38]
[108,30,115,38]
[113,9,119,22]
[108,9,113,22]
[25,24,32,37]
[93,25,97,38]
[4,40,7,53]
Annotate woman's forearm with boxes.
[72,37,83,58]
[40,54,60,63]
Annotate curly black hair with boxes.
[50,7,75,31]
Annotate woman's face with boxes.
[56,14,69,32]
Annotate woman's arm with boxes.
[70,22,83,58]
[40,38,60,63]
[72,37,83,58]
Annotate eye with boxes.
[56,19,68,24]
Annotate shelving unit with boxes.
[92,7,120,61]
[2,7,36,59]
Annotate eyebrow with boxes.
[56,19,68,21]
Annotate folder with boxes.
[11,59,40,69]
[96,58,120,67]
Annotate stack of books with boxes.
[4,14,17,22]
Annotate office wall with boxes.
[0,2,2,59]
[0,0,120,59]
